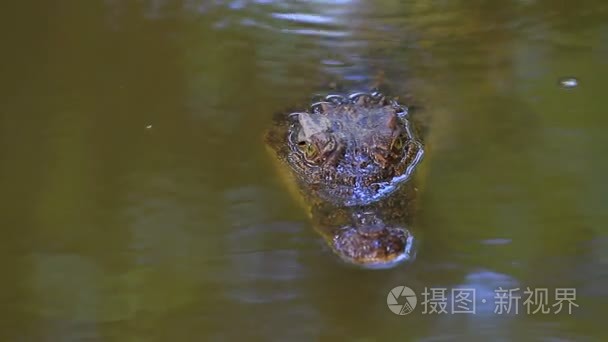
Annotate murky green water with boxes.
[1,1,607,341]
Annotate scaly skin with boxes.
[265,91,424,268]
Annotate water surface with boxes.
[1,1,607,341]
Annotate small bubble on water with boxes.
[559,77,579,89]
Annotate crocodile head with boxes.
[285,93,422,206]
[266,91,424,267]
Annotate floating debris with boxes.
[558,77,579,89]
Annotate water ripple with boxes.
[271,12,335,25]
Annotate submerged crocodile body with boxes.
[265,91,424,268]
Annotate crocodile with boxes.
[265,91,424,268]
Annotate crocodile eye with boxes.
[391,134,407,151]
[298,141,318,160]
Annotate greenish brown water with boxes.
[1,1,607,341]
